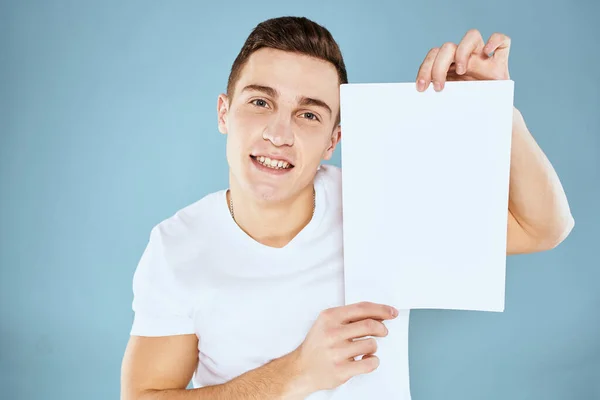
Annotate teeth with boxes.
[254,155,291,169]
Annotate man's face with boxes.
[218,48,341,203]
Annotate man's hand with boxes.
[122,302,398,400]
[415,28,511,92]
[290,301,399,396]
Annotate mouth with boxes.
[250,155,294,170]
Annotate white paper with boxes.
[340,80,514,312]
[336,80,514,399]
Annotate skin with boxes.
[218,47,343,248]
[121,28,575,399]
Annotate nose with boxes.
[262,116,294,147]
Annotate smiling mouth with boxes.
[250,155,294,170]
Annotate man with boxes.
[120,16,574,400]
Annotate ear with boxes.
[323,124,342,160]
[217,94,229,134]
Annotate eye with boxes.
[251,99,269,108]
[301,112,320,122]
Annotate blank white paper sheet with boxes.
[335,80,514,400]
[340,80,514,312]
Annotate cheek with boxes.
[296,130,332,162]
[230,112,268,141]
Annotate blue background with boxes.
[1,1,598,399]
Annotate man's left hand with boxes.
[416,29,511,92]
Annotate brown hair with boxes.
[226,16,348,125]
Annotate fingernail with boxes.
[456,64,465,74]
[417,79,425,91]
[391,307,398,317]
[433,81,442,91]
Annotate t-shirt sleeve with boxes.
[129,225,195,337]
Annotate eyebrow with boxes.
[298,96,332,116]
[241,84,333,117]
[241,84,278,98]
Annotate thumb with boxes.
[484,32,511,63]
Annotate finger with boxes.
[484,32,511,61]
[336,302,398,324]
[415,47,439,92]
[455,29,485,75]
[342,337,378,360]
[340,318,388,340]
[359,354,377,365]
[342,354,380,378]
[431,42,457,91]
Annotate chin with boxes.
[247,183,290,203]
[242,157,298,201]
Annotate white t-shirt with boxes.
[129,164,411,399]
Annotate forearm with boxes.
[507,107,574,241]
[137,352,309,400]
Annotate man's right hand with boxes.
[290,301,398,396]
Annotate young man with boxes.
[120,16,574,400]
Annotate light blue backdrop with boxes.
[1,1,598,399]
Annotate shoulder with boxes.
[315,163,343,212]
[156,190,224,235]
[147,190,226,266]
[315,163,342,189]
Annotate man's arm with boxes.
[120,335,306,400]
[121,302,394,400]
[506,107,575,255]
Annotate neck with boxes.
[227,182,315,248]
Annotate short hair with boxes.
[226,16,348,125]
